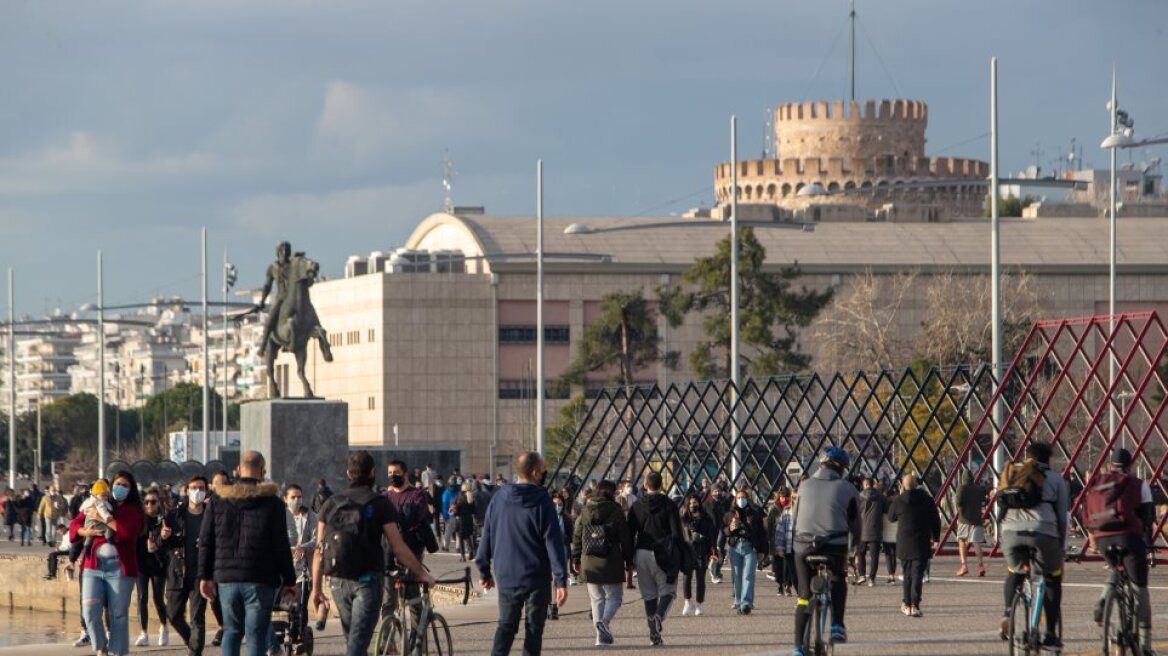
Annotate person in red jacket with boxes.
[69,471,145,656]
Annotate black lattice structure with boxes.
[549,364,1002,529]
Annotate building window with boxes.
[498,380,569,400]
[368,328,375,342]
[367,396,376,410]
[498,325,569,344]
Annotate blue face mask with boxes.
[112,484,130,502]
[736,498,748,509]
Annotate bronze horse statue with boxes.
[263,252,333,398]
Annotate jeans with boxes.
[586,583,623,627]
[728,541,757,609]
[330,574,384,656]
[491,585,550,656]
[82,556,135,655]
[901,558,928,606]
[217,582,276,656]
[167,580,208,656]
[443,517,458,550]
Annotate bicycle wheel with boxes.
[810,595,833,656]
[373,615,404,656]
[1006,585,1029,656]
[424,613,454,656]
[1102,587,1136,656]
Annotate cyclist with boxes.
[1088,447,1157,656]
[789,448,859,656]
[997,441,1069,649]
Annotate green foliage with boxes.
[657,226,833,379]
[555,289,677,396]
[984,194,1039,218]
[545,394,590,470]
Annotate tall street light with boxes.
[1101,69,1131,442]
[98,252,106,478]
[7,268,14,489]
[989,58,1005,477]
[535,161,544,456]
[730,115,741,483]
[201,228,209,463]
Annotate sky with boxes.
[1,0,1166,316]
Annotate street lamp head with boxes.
[79,303,98,312]
[1101,133,1136,149]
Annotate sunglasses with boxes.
[144,499,159,505]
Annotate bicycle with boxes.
[802,555,837,656]
[1100,544,1142,656]
[373,567,471,656]
[1003,546,1061,655]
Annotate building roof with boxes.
[404,212,1168,275]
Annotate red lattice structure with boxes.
[935,312,1168,559]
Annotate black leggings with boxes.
[882,542,897,575]
[136,572,167,632]
[858,541,881,581]
[772,552,795,589]
[683,554,710,602]
[793,547,849,646]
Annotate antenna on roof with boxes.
[442,149,455,213]
[849,0,856,102]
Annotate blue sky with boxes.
[1,0,1166,315]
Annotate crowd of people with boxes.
[1,440,1158,656]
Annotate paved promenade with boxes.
[3,552,1167,655]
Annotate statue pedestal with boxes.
[241,399,348,492]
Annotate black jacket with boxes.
[859,488,886,543]
[136,513,168,578]
[723,505,768,553]
[197,479,295,587]
[887,488,941,561]
[681,507,716,560]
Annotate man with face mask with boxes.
[161,475,211,656]
[384,460,435,616]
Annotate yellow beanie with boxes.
[91,480,110,496]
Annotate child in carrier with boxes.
[77,480,114,559]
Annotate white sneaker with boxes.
[765,572,776,581]
[73,632,90,647]
[157,626,169,646]
[693,602,703,616]
[710,576,723,584]
[135,631,149,647]
[681,600,693,616]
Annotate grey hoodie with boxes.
[792,467,859,548]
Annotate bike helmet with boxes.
[820,447,850,470]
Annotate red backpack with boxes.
[1082,472,1144,538]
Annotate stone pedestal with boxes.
[241,399,348,492]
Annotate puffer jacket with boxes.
[571,496,633,584]
[196,478,295,588]
[859,488,886,543]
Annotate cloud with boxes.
[0,131,226,195]
[231,180,439,236]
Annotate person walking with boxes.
[858,478,886,587]
[996,441,1069,649]
[197,451,296,656]
[309,478,333,516]
[475,451,568,656]
[954,471,988,577]
[703,486,730,584]
[69,471,145,656]
[134,489,170,647]
[571,479,633,646]
[767,488,796,596]
[16,488,34,546]
[441,476,460,551]
[310,451,433,656]
[548,496,575,620]
[888,475,940,618]
[627,471,684,646]
[161,475,211,656]
[455,482,478,562]
[680,495,715,614]
[2,488,16,541]
[37,485,66,545]
[880,482,899,584]
[724,489,767,614]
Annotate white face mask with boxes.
[189,489,207,505]
[287,498,302,512]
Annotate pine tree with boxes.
[658,226,833,379]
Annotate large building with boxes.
[277,209,1168,475]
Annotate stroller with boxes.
[271,578,314,656]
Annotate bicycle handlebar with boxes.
[431,567,472,605]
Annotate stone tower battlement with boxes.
[776,99,928,162]
[711,97,988,219]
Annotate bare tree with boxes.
[811,269,918,373]
[916,268,1041,366]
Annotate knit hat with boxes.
[91,480,110,496]
[1110,448,1133,468]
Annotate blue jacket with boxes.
[474,483,567,589]
[440,488,458,521]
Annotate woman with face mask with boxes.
[69,471,145,656]
[547,495,575,620]
[722,489,767,614]
[134,490,170,647]
[680,496,715,616]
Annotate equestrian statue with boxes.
[255,241,333,398]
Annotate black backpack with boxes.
[582,516,615,558]
[320,489,381,579]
